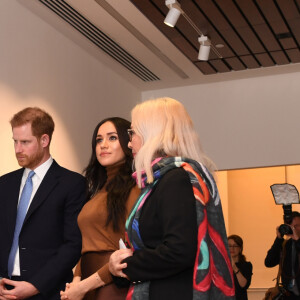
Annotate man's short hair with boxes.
[10,107,55,141]
[292,211,300,220]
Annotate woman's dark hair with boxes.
[228,234,246,263]
[84,117,135,231]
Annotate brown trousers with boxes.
[81,252,128,300]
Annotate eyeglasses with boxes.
[127,129,135,142]
[228,245,240,248]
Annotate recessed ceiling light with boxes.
[215,44,224,48]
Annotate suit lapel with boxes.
[24,161,60,223]
[6,169,24,238]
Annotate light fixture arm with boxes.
[210,44,223,59]
[165,0,223,59]
[182,12,203,37]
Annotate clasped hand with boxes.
[0,278,38,300]
[60,280,85,300]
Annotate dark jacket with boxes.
[124,168,198,300]
[265,237,300,296]
[0,160,86,299]
[234,261,253,300]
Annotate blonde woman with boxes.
[109,98,235,300]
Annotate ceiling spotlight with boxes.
[198,35,211,61]
[164,2,223,59]
[164,0,182,27]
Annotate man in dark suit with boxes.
[0,107,86,299]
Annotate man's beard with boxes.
[16,149,44,169]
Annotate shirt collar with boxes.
[24,156,53,180]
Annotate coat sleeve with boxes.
[237,261,253,290]
[264,237,284,268]
[123,168,198,282]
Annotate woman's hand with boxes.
[230,257,238,273]
[60,273,104,300]
[109,249,133,278]
[60,276,81,300]
[60,281,85,300]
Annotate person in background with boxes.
[228,235,253,300]
[0,107,86,299]
[265,211,300,299]
[60,117,140,300]
[109,97,235,300]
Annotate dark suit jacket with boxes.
[0,160,86,299]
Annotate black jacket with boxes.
[265,237,300,295]
[124,168,198,300]
[234,261,253,300]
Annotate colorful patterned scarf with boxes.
[125,157,235,300]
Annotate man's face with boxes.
[291,216,300,237]
[12,123,45,169]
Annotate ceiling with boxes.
[26,0,300,90]
[131,0,300,75]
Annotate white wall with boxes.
[142,69,300,170]
[0,0,141,175]
[2,1,299,175]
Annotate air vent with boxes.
[38,0,160,82]
[275,32,292,40]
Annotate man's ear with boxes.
[40,134,50,148]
